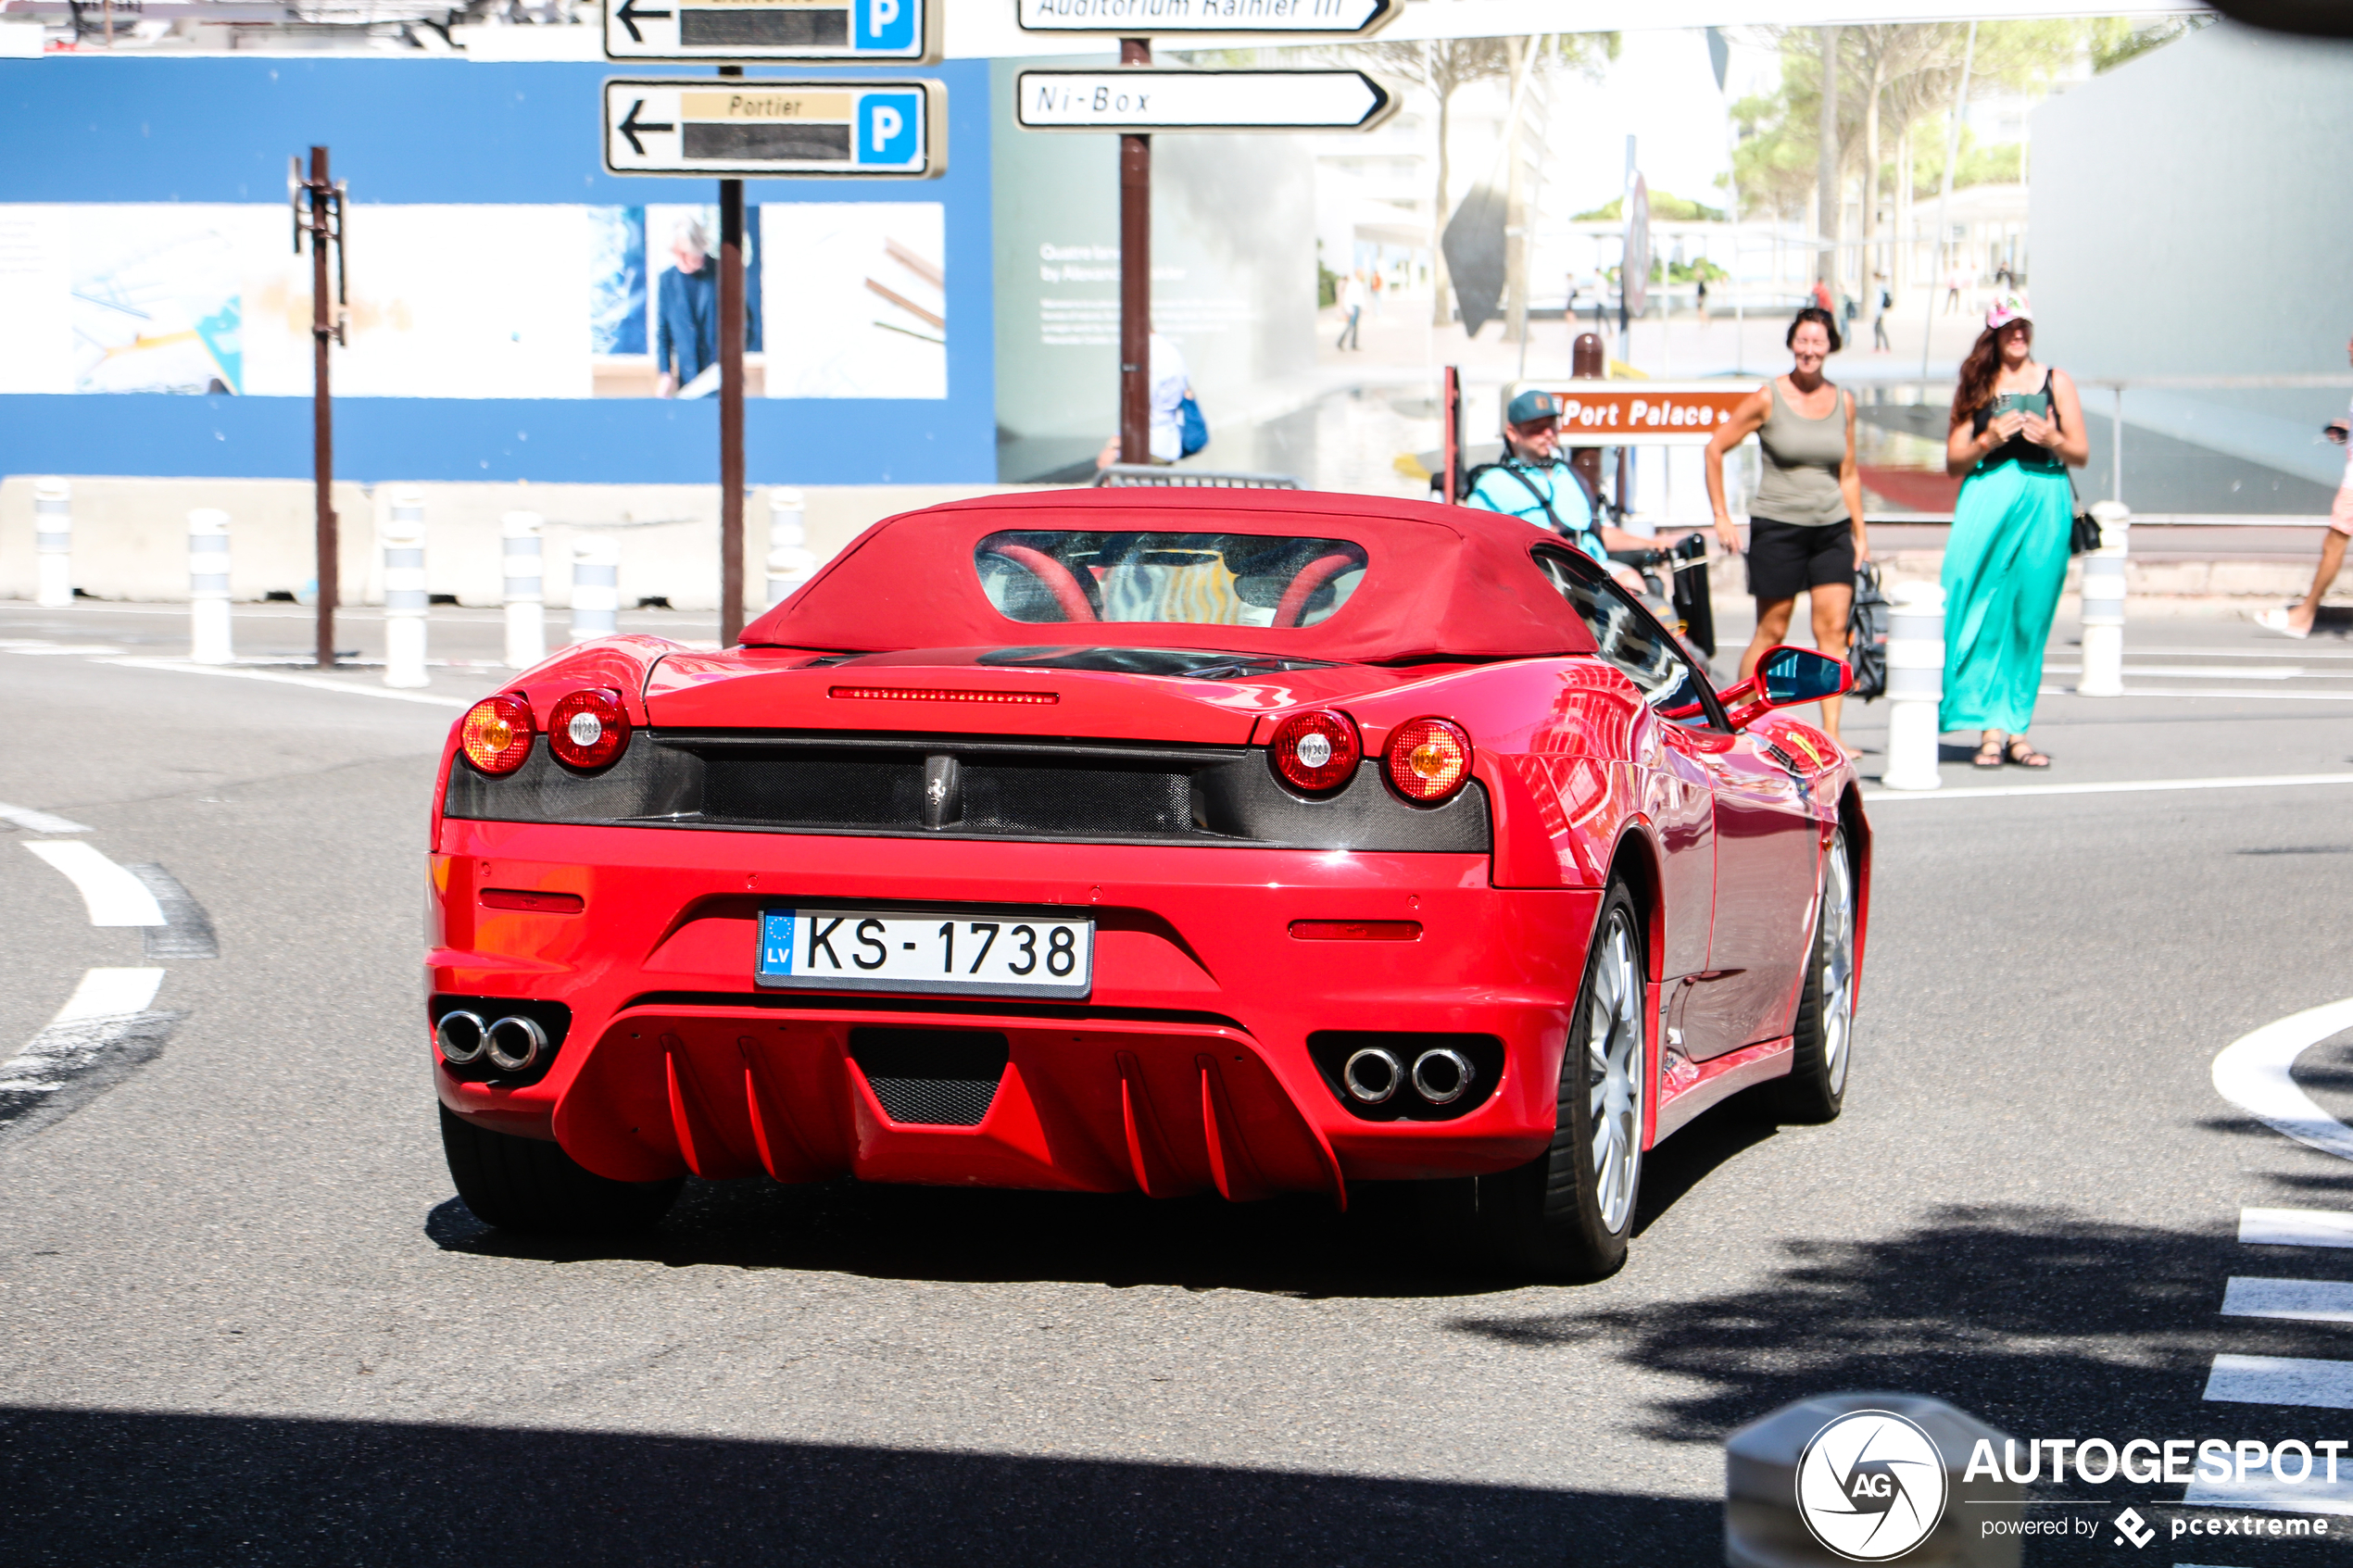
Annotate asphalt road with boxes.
[7,599,2353,1565]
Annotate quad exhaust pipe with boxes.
[435,1010,548,1074]
[1341,1046,1475,1108]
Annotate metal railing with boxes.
[1092,465,1301,490]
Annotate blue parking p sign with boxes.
[856,0,916,52]
[858,92,921,167]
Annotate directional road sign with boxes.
[606,0,940,62]
[1501,380,1758,448]
[1013,69,1394,132]
[1014,0,1392,35]
[602,79,945,177]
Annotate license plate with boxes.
[755,907,1094,999]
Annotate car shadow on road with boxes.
[422,1093,1795,1300]
[0,1402,1714,1568]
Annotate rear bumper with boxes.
[430,822,1604,1197]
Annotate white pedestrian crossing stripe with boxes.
[2241,1207,2353,1248]
[2205,1353,2353,1410]
[2222,1276,2353,1324]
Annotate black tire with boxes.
[1478,882,1648,1281]
[1774,826,1857,1123]
[439,1105,681,1235]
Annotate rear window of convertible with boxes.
[975,531,1368,628]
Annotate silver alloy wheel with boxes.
[1818,840,1857,1097]
[1583,909,1644,1234]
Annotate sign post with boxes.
[601,44,942,642]
[1010,0,1396,471]
[290,147,346,671]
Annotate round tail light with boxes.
[459,694,533,775]
[1269,710,1361,795]
[1385,718,1472,804]
[547,688,630,771]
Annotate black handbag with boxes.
[2068,483,2103,556]
[1846,561,1891,702]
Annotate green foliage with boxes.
[1317,260,1339,310]
[1576,191,1728,223]
[2086,15,2209,72]
[1909,125,2022,192]
[1726,20,2110,220]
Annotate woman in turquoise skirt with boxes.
[1942,296,2088,768]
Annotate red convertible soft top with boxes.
[739,488,1599,662]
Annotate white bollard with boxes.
[570,536,620,643]
[2076,501,2131,698]
[187,508,233,665]
[33,478,70,608]
[1725,1392,2020,1567]
[1880,581,1946,792]
[382,488,430,689]
[501,510,547,670]
[766,488,814,606]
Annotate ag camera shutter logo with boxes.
[1795,1410,1949,1561]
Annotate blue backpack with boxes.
[1178,392,1209,458]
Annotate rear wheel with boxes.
[439,1105,681,1235]
[1774,827,1857,1123]
[1480,883,1647,1281]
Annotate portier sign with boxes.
[602,80,945,177]
[1015,69,1394,132]
[1015,0,1392,34]
[605,0,941,63]
[1501,381,1757,446]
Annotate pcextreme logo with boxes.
[1796,1410,1950,1562]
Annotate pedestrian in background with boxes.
[1468,390,1696,599]
[1695,274,1710,320]
[2257,330,2353,638]
[1943,270,1963,315]
[1705,305,1870,748]
[1941,296,2088,767]
[1094,331,1195,470]
[1336,271,1366,351]
[1871,274,1893,352]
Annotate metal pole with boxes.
[1919,20,1974,384]
[1571,332,1604,502]
[2112,385,2124,506]
[308,145,338,671]
[717,66,747,646]
[1119,37,1151,465]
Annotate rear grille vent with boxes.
[702,751,1193,839]
[849,1027,1009,1127]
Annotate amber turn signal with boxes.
[459,694,534,775]
[1384,718,1472,805]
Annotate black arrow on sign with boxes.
[617,99,676,156]
[613,0,672,44]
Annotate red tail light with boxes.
[1269,710,1360,794]
[547,689,630,770]
[459,694,533,775]
[1385,718,1472,804]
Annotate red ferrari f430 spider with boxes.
[428,489,1867,1278]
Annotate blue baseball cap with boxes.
[1506,389,1560,426]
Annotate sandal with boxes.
[1972,734,2007,770]
[2006,737,2051,769]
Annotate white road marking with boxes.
[2221,1276,2353,1324]
[96,658,472,709]
[22,841,166,927]
[2203,1353,2353,1410]
[2039,684,2353,701]
[0,801,93,834]
[2045,663,2304,680]
[0,639,58,648]
[4,644,128,656]
[2183,1466,2353,1515]
[1866,772,2353,805]
[0,968,175,1130]
[2210,997,2353,1163]
[52,967,166,1022]
[2242,1208,2353,1248]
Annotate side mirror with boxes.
[1718,645,1853,730]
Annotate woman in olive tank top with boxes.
[1941,298,2087,768]
[1704,306,1870,746]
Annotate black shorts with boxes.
[1745,516,1856,602]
